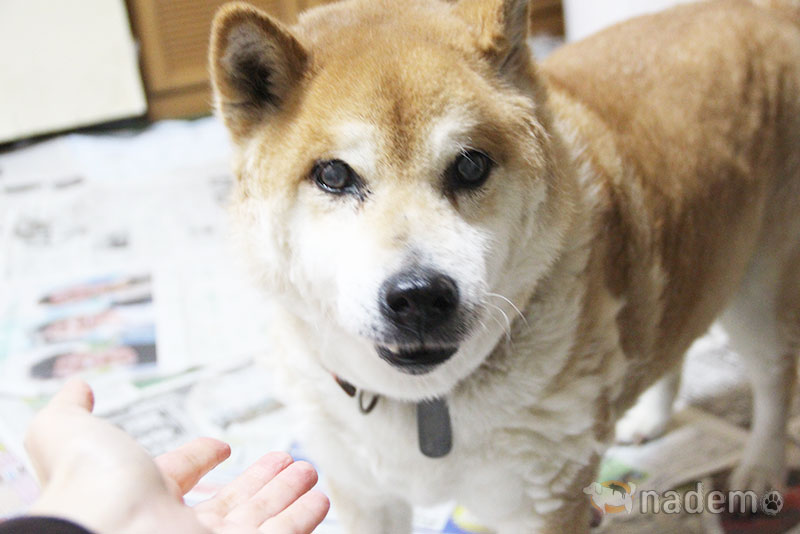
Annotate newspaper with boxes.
[0,437,38,520]
[0,272,159,396]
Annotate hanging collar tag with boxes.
[333,374,451,457]
[416,398,452,458]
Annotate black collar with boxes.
[333,374,379,414]
[332,373,452,458]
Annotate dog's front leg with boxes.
[496,492,593,534]
[488,460,596,534]
[327,479,412,534]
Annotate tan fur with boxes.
[211,1,800,531]
[543,0,800,406]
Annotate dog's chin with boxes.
[329,339,496,402]
[318,320,504,401]
[375,345,458,375]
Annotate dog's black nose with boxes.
[381,270,459,332]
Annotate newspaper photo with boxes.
[0,272,159,396]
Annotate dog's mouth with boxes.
[376,345,458,375]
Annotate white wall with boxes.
[563,0,697,42]
[0,0,147,143]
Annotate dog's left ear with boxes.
[453,0,531,81]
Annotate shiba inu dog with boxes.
[210,0,800,531]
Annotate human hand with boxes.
[26,379,329,534]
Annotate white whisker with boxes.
[486,292,528,327]
[481,301,513,347]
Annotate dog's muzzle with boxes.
[376,268,461,373]
[380,268,459,331]
[376,345,458,374]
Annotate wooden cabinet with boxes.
[530,0,565,36]
[127,0,563,120]
[127,0,326,119]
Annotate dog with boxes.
[209,0,800,531]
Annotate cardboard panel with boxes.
[0,0,147,142]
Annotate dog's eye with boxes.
[314,160,355,192]
[449,150,492,189]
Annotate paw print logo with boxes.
[761,491,784,516]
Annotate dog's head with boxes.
[211,0,577,400]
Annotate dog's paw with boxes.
[729,460,786,496]
[614,402,670,445]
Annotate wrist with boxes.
[29,470,208,534]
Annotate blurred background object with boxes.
[562,0,694,41]
[6,0,743,139]
[0,0,146,143]
[529,0,565,36]
[126,0,335,120]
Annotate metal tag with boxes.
[416,397,452,458]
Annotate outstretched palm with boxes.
[26,379,329,534]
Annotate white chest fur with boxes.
[264,246,624,526]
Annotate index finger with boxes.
[195,452,294,517]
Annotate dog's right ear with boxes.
[210,3,309,140]
[453,0,530,79]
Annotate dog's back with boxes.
[542,0,800,381]
[542,0,800,495]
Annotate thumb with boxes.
[24,379,95,483]
[47,378,95,412]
